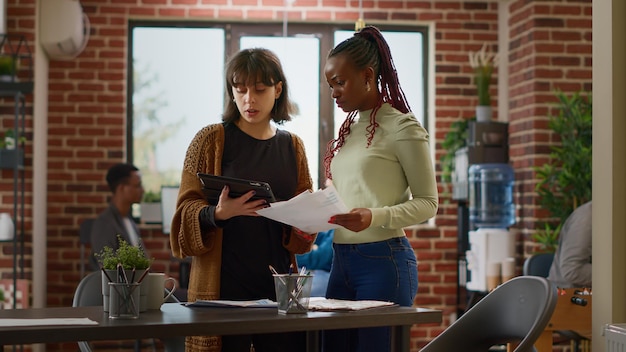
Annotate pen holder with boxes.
[273,274,313,314]
[108,282,141,319]
[102,269,149,312]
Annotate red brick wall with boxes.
[0,0,592,351]
[507,0,592,251]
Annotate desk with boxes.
[534,288,592,352]
[508,288,592,352]
[0,303,442,352]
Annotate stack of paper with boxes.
[186,297,396,311]
[186,299,277,308]
[0,318,98,327]
[256,185,349,233]
[307,297,397,311]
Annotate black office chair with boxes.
[79,219,95,278]
[421,276,558,352]
[523,252,554,277]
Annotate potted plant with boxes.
[0,54,17,82]
[440,117,472,185]
[533,91,592,252]
[468,44,498,122]
[140,190,162,224]
[0,129,26,169]
[95,235,152,312]
[531,222,562,254]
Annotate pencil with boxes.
[269,265,286,285]
[100,265,122,297]
[100,265,114,283]
[135,267,151,284]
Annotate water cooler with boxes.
[454,121,514,311]
[464,162,516,291]
[465,228,515,292]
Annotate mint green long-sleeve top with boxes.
[330,103,439,244]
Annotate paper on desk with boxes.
[0,318,98,327]
[307,297,396,311]
[256,185,349,233]
[186,299,277,308]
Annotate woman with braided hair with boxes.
[323,26,438,352]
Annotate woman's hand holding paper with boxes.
[328,208,372,232]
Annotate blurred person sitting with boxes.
[89,163,147,269]
[547,200,592,288]
[297,229,334,296]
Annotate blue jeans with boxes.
[322,237,418,352]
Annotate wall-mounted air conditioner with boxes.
[40,0,90,60]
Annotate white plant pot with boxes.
[140,202,162,224]
[476,105,493,122]
[0,213,14,241]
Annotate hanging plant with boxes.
[440,117,473,184]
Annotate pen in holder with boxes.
[272,273,313,314]
[108,282,141,319]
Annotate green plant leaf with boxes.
[95,235,151,270]
[533,91,591,249]
[440,117,474,184]
[532,222,562,253]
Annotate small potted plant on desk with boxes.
[95,235,152,312]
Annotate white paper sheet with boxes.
[186,299,277,308]
[186,298,395,311]
[0,318,98,327]
[307,297,396,311]
[256,185,349,233]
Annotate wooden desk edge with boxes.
[0,304,442,346]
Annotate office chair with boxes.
[523,252,590,352]
[523,252,554,277]
[79,218,95,278]
[72,271,102,352]
[421,276,557,352]
[73,272,185,352]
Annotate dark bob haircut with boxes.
[222,48,295,124]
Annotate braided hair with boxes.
[323,26,411,179]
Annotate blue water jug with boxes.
[468,163,515,228]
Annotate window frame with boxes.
[127,21,430,190]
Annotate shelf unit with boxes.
[0,34,33,311]
[453,121,510,317]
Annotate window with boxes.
[129,22,428,197]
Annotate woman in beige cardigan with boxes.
[170,48,315,352]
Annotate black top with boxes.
[219,122,297,300]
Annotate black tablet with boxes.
[197,173,276,205]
